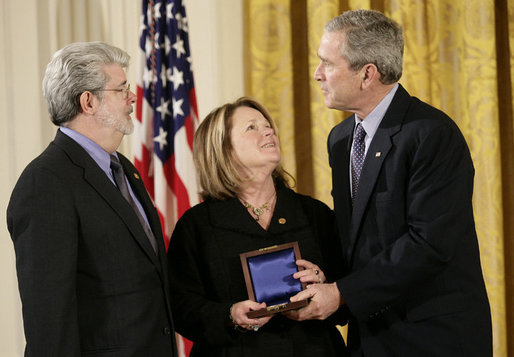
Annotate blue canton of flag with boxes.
[141,0,195,162]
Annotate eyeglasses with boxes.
[98,84,131,99]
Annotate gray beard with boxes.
[97,107,134,135]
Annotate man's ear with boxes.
[78,91,97,115]
[360,63,379,88]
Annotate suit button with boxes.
[163,327,171,335]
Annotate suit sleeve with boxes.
[338,120,476,321]
[308,200,351,326]
[167,211,233,345]
[309,200,345,283]
[7,165,80,356]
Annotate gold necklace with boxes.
[241,194,275,221]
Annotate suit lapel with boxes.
[348,128,394,260]
[119,153,174,325]
[347,85,410,266]
[53,131,162,271]
[119,153,167,268]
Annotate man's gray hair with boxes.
[325,9,404,84]
[42,41,130,125]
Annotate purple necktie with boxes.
[110,155,158,254]
[351,123,366,203]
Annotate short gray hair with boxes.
[42,41,130,125]
[325,9,403,84]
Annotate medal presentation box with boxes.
[239,242,308,318]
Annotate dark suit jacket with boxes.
[168,183,347,357]
[328,85,492,356]
[7,130,177,356]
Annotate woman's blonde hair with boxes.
[193,97,292,200]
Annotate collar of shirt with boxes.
[354,83,399,149]
[349,84,399,195]
[59,127,151,229]
[59,126,117,184]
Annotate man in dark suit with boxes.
[7,42,177,356]
[289,9,492,356]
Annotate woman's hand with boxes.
[229,300,272,332]
[293,259,326,285]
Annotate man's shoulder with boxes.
[406,96,449,119]
[328,114,354,147]
[393,85,453,125]
[8,140,77,215]
[401,96,461,138]
[18,140,71,177]
[383,85,461,139]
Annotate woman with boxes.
[168,97,346,356]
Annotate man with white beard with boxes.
[7,42,178,356]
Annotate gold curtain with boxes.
[244,0,513,355]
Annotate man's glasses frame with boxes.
[98,84,131,99]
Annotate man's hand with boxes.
[293,259,326,284]
[283,282,344,321]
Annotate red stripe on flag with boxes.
[184,114,195,151]
[189,88,198,121]
[137,1,198,355]
[135,85,144,123]
[183,337,193,355]
[164,154,191,219]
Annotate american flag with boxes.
[134,0,198,355]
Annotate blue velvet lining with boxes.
[248,248,301,305]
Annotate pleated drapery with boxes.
[244,1,513,356]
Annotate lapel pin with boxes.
[133,173,140,179]
[278,218,286,224]
[375,152,381,157]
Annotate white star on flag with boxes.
[169,66,184,90]
[172,36,186,58]
[156,98,171,118]
[172,97,184,118]
[153,127,168,151]
[166,2,174,20]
